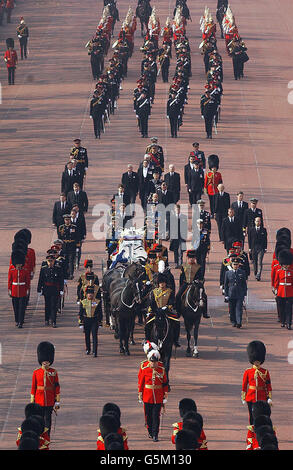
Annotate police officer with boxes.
[224,257,247,328]
[37,255,64,328]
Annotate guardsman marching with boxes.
[12,229,36,305]
[136,91,151,138]
[16,17,29,60]
[241,341,272,425]
[171,398,208,450]
[138,348,168,442]
[16,402,50,450]
[31,342,60,437]
[273,249,293,329]
[158,42,171,83]
[4,37,18,85]
[8,248,30,328]
[57,214,78,279]
[204,154,222,218]
[79,286,102,357]
[37,254,64,328]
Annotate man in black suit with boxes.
[52,193,71,229]
[113,184,130,208]
[121,165,139,204]
[157,182,174,207]
[61,161,81,196]
[138,159,155,210]
[169,204,187,267]
[243,198,263,235]
[248,217,267,281]
[231,191,248,246]
[184,154,197,206]
[214,184,230,241]
[187,160,205,204]
[221,207,243,252]
[164,164,181,204]
[67,182,88,214]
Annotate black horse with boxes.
[146,308,176,390]
[216,0,228,39]
[102,265,125,328]
[123,261,146,341]
[136,0,152,37]
[109,277,141,355]
[173,0,191,21]
[180,280,206,358]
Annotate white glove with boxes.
[267,398,273,406]
[163,398,168,404]
[37,292,42,298]
[60,291,64,296]
[201,115,204,119]
[79,325,84,330]
[64,280,68,285]
[241,400,246,405]
[162,306,167,310]
[77,301,80,305]
[146,281,151,286]
[90,115,93,119]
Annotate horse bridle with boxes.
[186,281,204,313]
[156,310,169,350]
[120,279,141,309]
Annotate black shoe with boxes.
[174,342,181,348]
[232,322,237,327]
[148,433,153,439]
[236,324,242,328]
[287,325,292,330]
[15,322,19,327]
[93,353,97,357]
[52,323,57,328]
[18,324,23,329]
[86,350,91,355]
[153,435,159,442]
[203,314,210,318]
[281,324,285,328]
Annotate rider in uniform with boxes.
[145,273,180,347]
[79,286,102,357]
[176,250,209,318]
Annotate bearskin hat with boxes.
[275,236,291,250]
[252,400,271,419]
[11,250,26,267]
[104,433,124,450]
[99,414,119,439]
[102,403,121,420]
[278,249,293,266]
[12,240,28,256]
[14,229,32,244]
[208,154,219,170]
[6,38,14,48]
[37,341,55,365]
[24,403,43,419]
[275,243,289,261]
[247,341,266,365]
[276,227,291,241]
[179,398,197,417]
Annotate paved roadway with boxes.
[0,0,293,450]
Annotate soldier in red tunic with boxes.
[4,37,17,84]
[31,342,60,437]
[8,248,30,328]
[273,249,293,329]
[138,349,168,442]
[96,403,129,450]
[13,229,36,305]
[16,403,50,450]
[241,341,272,425]
[204,154,222,218]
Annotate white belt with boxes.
[280,283,291,286]
[12,282,25,285]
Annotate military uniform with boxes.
[70,140,88,183]
[31,342,60,436]
[274,259,293,329]
[242,341,272,425]
[138,355,168,441]
[171,421,208,450]
[16,18,29,59]
[8,263,30,327]
[79,287,102,357]
[57,216,78,279]
[204,168,223,217]
[37,256,64,327]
